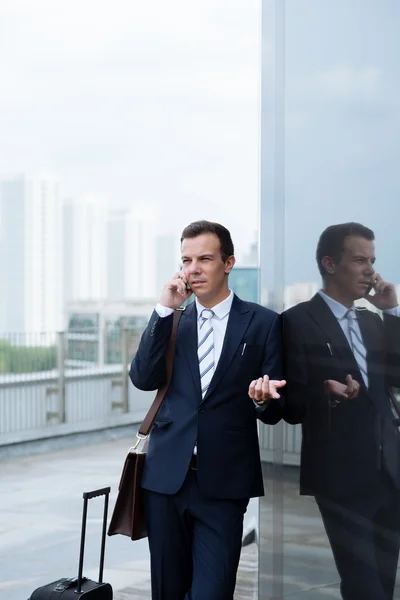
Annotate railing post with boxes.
[57,331,66,423]
[121,328,129,413]
[98,325,106,367]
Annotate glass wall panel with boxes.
[259,1,400,599]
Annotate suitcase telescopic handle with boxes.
[76,487,111,593]
[83,487,111,500]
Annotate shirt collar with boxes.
[196,290,233,321]
[318,289,355,321]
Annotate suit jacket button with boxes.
[199,408,205,414]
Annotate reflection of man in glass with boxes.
[283,223,400,600]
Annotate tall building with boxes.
[107,206,157,300]
[107,209,128,301]
[0,173,62,333]
[63,196,108,305]
[156,234,180,295]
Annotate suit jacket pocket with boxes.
[239,343,263,365]
[225,427,249,433]
[152,419,173,429]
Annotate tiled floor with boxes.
[114,463,400,599]
[2,437,400,600]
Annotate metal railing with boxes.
[12,328,394,466]
[0,329,153,444]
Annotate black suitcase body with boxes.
[29,487,113,600]
[29,576,112,600]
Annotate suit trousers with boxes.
[142,469,249,600]
[316,475,400,600]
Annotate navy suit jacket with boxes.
[130,294,283,500]
[282,294,400,503]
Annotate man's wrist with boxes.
[155,303,175,318]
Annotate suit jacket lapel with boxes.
[178,302,201,392]
[201,295,253,403]
[308,294,359,369]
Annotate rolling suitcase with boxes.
[29,487,113,600]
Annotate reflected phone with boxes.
[365,283,373,296]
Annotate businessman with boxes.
[252,223,400,600]
[130,220,285,600]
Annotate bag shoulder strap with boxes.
[138,308,184,436]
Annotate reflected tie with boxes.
[346,308,368,388]
[198,309,215,398]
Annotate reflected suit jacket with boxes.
[282,293,400,502]
[130,294,283,500]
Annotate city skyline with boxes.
[0,175,193,332]
[1,170,400,334]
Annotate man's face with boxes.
[181,233,234,305]
[330,235,376,301]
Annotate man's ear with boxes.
[321,256,335,275]
[225,255,236,274]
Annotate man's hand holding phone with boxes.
[365,274,398,310]
[160,272,193,309]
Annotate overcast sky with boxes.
[282,0,400,283]
[1,0,399,282]
[0,0,261,261]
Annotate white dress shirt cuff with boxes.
[384,305,400,318]
[155,303,175,318]
[253,399,269,412]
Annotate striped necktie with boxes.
[346,308,368,388]
[198,309,215,398]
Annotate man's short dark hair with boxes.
[316,222,375,278]
[181,220,234,262]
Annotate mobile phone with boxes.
[180,267,191,291]
[364,283,373,296]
